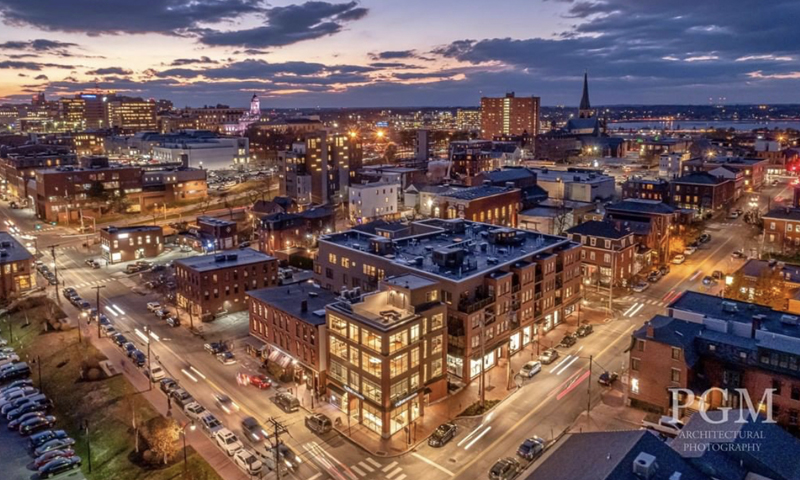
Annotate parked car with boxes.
[154,308,170,319]
[699,233,711,243]
[539,349,559,365]
[233,449,263,475]
[8,400,52,423]
[146,302,161,312]
[598,371,619,386]
[33,448,76,469]
[0,362,31,382]
[62,287,77,298]
[111,334,128,347]
[204,342,226,354]
[131,350,146,367]
[145,364,165,382]
[199,413,223,435]
[2,392,44,415]
[19,414,56,436]
[38,456,81,478]
[241,416,266,442]
[558,334,577,348]
[9,411,47,430]
[488,457,521,480]
[125,264,143,274]
[632,281,650,293]
[166,316,181,327]
[732,250,746,259]
[427,422,458,447]
[659,264,671,275]
[517,436,545,461]
[672,254,686,264]
[215,428,244,456]
[305,413,332,435]
[712,270,725,280]
[216,352,237,365]
[28,429,68,450]
[576,324,593,337]
[702,276,716,286]
[34,438,76,457]
[2,379,33,393]
[1,386,38,406]
[274,392,300,412]
[183,402,207,420]
[159,378,179,395]
[728,211,740,219]
[520,361,542,378]
[683,246,697,256]
[123,342,137,357]
[646,271,661,283]
[171,389,195,409]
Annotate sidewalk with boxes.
[77,318,250,480]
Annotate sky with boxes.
[0,0,798,108]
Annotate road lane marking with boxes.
[181,368,198,382]
[411,452,454,477]
[395,475,407,480]
[189,366,206,379]
[622,303,639,317]
[549,354,573,373]
[555,355,580,375]
[308,474,323,480]
[464,425,491,450]
[358,461,374,472]
[386,467,402,479]
[382,461,398,472]
[365,458,381,468]
[351,465,365,476]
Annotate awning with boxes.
[327,383,346,396]
[268,349,281,362]
[278,353,293,369]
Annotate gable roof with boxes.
[672,171,730,186]
[606,199,675,215]
[567,220,632,239]
[633,315,703,367]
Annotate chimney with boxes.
[752,314,765,338]
[645,322,654,339]
[301,300,308,313]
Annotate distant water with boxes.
[607,120,800,131]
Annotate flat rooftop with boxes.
[320,218,573,282]
[0,231,33,264]
[176,249,274,272]
[247,285,337,326]
[102,225,163,234]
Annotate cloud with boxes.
[86,67,132,75]
[198,1,368,48]
[0,60,75,70]
[370,50,416,60]
[369,62,423,69]
[34,74,48,80]
[0,38,77,51]
[167,56,219,66]
[0,0,264,35]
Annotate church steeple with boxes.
[579,71,593,118]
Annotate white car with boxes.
[183,402,207,420]
[199,413,224,435]
[145,364,165,382]
[672,254,686,264]
[216,352,237,366]
[215,428,244,456]
[234,449,263,475]
[520,361,542,378]
[683,246,697,256]
[632,281,649,293]
[727,211,739,219]
[146,302,161,312]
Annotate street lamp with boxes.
[180,421,196,474]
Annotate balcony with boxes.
[512,283,521,293]
[458,295,495,314]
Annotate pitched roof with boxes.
[527,430,710,480]
[633,315,703,367]
[580,71,591,111]
[486,168,536,183]
[567,220,632,239]
[606,199,675,215]
[763,207,800,221]
[672,171,730,186]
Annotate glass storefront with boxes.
[523,326,531,346]
[447,354,463,377]
[544,314,553,331]
[469,348,498,379]
[362,402,383,435]
[390,404,408,435]
[509,332,521,353]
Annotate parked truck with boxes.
[642,413,684,437]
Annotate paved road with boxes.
[0,179,789,480]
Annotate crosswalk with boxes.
[70,277,114,289]
[304,441,407,480]
[619,296,668,308]
[21,226,59,235]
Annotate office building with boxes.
[314,218,583,383]
[429,185,521,227]
[669,172,735,215]
[99,225,164,264]
[105,98,157,133]
[175,250,278,321]
[349,182,400,225]
[480,93,540,140]
[532,168,615,203]
[0,146,77,203]
[151,130,250,170]
[197,216,238,251]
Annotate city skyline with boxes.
[0,0,799,107]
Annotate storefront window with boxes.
[470,350,496,379]
[523,326,531,346]
[349,370,360,391]
[363,377,382,403]
[362,352,382,377]
[410,372,419,391]
[362,403,383,435]
[410,398,420,422]
[362,329,381,352]
[447,355,463,377]
[509,332,521,353]
[390,379,409,402]
[390,353,408,377]
[390,405,409,435]
[544,314,553,331]
[330,315,348,336]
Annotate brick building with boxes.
[429,185,521,227]
[629,291,800,434]
[99,225,164,264]
[567,220,636,288]
[480,93,540,140]
[669,172,735,215]
[247,285,337,395]
[682,156,768,192]
[314,218,583,384]
[763,207,800,253]
[258,205,334,255]
[175,250,278,320]
[605,199,675,267]
[0,232,36,301]
[326,275,448,439]
[197,216,238,251]
[0,146,77,203]
[621,177,670,202]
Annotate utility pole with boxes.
[266,418,289,480]
[84,420,92,473]
[146,336,152,391]
[49,245,60,302]
[587,355,593,416]
[92,285,106,339]
[479,316,486,410]
[37,355,43,395]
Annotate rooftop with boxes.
[101,225,163,234]
[485,168,536,183]
[439,185,517,201]
[0,231,33,264]
[246,285,337,326]
[198,216,236,227]
[383,274,438,290]
[527,430,709,480]
[176,249,274,272]
[350,181,400,191]
[606,198,676,215]
[567,220,632,239]
[740,258,800,284]
[320,218,572,282]
[530,167,612,184]
[327,278,438,331]
[672,171,730,185]
[633,315,703,367]
[763,207,800,221]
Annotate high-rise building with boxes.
[480,93,540,140]
[59,98,86,130]
[105,98,157,133]
[456,109,481,132]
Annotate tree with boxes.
[145,416,180,464]
[384,143,398,163]
[753,267,786,310]
[109,190,131,214]
[87,181,107,202]
[724,270,748,301]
